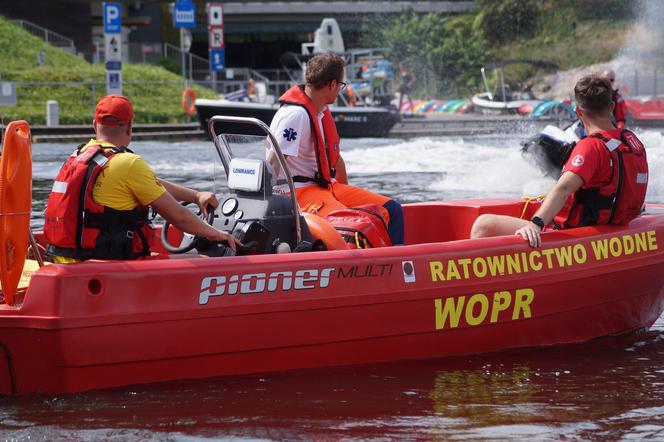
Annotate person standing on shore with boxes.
[44,95,239,262]
[600,69,628,128]
[397,62,415,114]
[470,74,648,248]
[268,54,405,245]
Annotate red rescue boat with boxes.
[1,117,663,395]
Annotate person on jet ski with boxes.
[471,74,648,248]
[267,54,404,245]
[600,69,628,129]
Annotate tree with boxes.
[363,11,487,97]
[473,0,540,43]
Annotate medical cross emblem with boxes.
[283,128,297,142]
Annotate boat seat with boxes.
[404,200,533,244]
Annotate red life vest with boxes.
[44,144,152,260]
[612,89,628,127]
[325,204,392,248]
[555,130,648,228]
[278,85,340,188]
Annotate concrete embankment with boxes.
[389,114,567,138]
[5,115,569,144]
[0,123,205,143]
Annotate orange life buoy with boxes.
[302,212,348,251]
[0,121,32,305]
[182,87,197,116]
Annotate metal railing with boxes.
[620,68,664,97]
[13,19,76,54]
[195,79,293,98]
[163,43,211,81]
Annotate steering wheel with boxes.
[161,202,216,254]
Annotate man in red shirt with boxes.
[600,69,628,128]
[470,74,648,248]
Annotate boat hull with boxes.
[1,199,664,394]
[471,93,542,115]
[195,99,401,138]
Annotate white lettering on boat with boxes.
[429,230,658,283]
[434,288,534,330]
[198,268,335,305]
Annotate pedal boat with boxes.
[1,117,663,395]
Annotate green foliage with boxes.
[361,0,632,98]
[0,15,89,75]
[0,14,216,125]
[362,11,487,97]
[473,0,540,44]
[156,57,181,76]
[554,0,634,20]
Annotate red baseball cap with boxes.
[95,95,134,126]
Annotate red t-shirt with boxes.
[562,128,622,186]
[555,128,623,226]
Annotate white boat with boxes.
[471,60,558,115]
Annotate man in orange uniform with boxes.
[269,54,404,245]
[470,74,648,248]
[44,95,239,262]
[600,69,628,128]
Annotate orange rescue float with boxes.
[182,87,197,116]
[0,121,32,305]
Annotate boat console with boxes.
[161,116,316,257]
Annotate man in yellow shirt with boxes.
[44,95,239,262]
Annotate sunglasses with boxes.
[330,79,347,90]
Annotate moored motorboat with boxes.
[471,91,542,114]
[625,97,664,127]
[1,117,663,395]
[472,60,558,115]
[195,98,401,138]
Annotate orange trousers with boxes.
[295,182,390,223]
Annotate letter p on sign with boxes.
[103,2,122,34]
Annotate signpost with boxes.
[103,2,122,95]
[0,82,16,107]
[173,0,196,84]
[207,2,225,93]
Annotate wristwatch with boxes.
[531,216,545,231]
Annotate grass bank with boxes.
[0,15,216,125]
[480,1,631,92]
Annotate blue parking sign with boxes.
[107,70,122,95]
[103,2,122,34]
[173,2,196,28]
[209,49,225,72]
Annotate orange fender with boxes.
[182,87,197,116]
[0,121,32,305]
[248,78,255,96]
[302,212,348,251]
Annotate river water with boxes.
[3,129,664,440]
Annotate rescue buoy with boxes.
[302,212,348,251]
[0,121,32,305]
[182,87,197,116]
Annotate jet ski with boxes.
[521,120,586,177]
